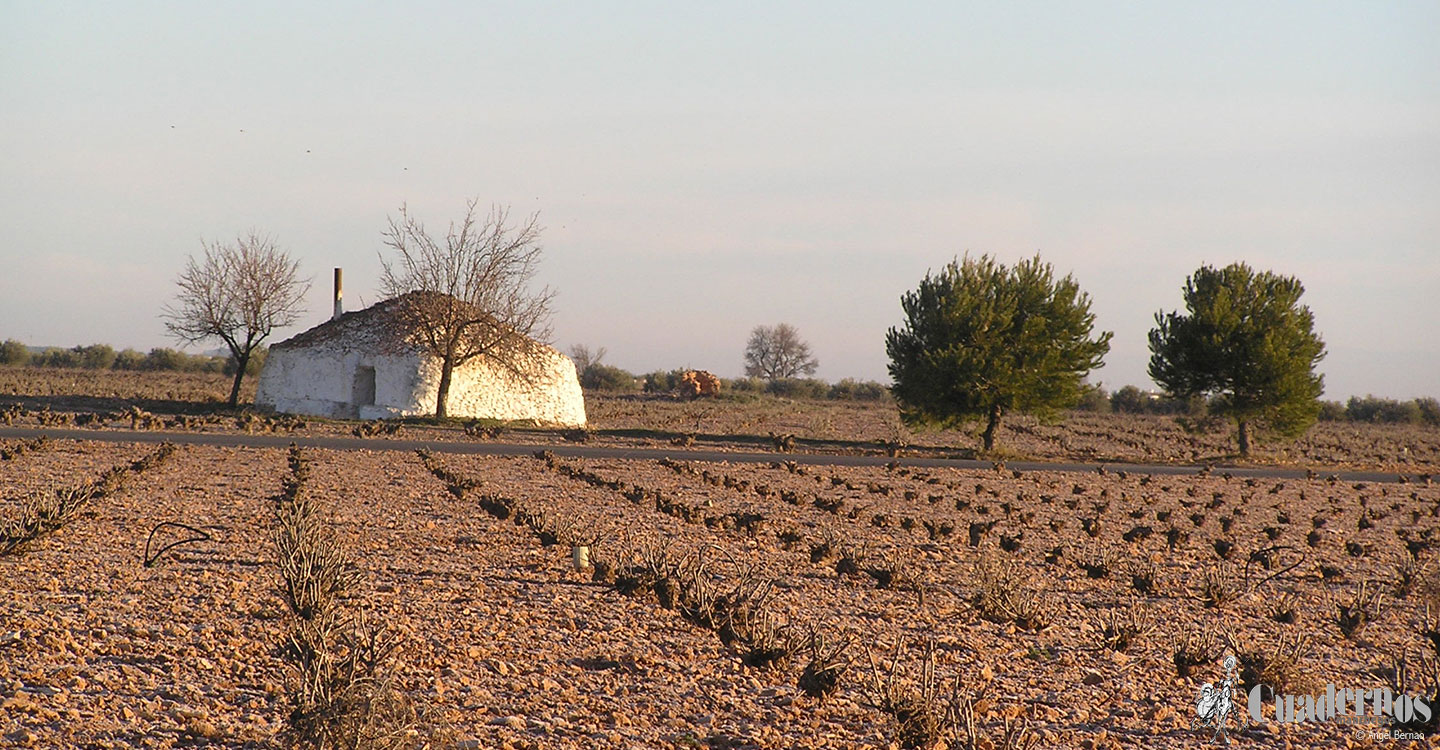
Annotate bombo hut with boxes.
[254,291,586,426]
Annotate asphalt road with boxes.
[0,426,1426,485]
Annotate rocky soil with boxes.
[4,436,1439,748]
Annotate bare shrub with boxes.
[1233,632,1313,700]
[272,446,427,748]
[863,642,945,749]
[463,421,504,440]
[1268,592,1301,625]
[0,435,48,461]
[866,548,926,601]
[275,506,360,620]
[1387,651,1440,734]
[352,421,402,438]
[1333,581,1385,639]
[1192,562,1241,609]
[834,542,868,578]
[1393,555,1432,599]
[864,640,1036,750]
[1075,543,1114,579]
[950,689,1038,750]
[798,629,851,699]
[1,443,176,556]
[282,611,422,750]
[1129,559,1161,596]
[1174,631,1222,678]
[809,529,841,565]
[1088,603,1155,652]
[971,554,1056,631]
[614,536,673,603]
[273,450,359,620]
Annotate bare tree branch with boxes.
[377,200,555,418]
[161,232,309,406]
[568,344,606,375]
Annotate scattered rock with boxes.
[489,715,527,730]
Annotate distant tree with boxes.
[379,200,554,418]
[1074,382,1111,413]
[74,344,116,370]
[1148,262,1326,455]
[0,339,28,366]
[162,232,310,406]
[643,369,685,394]
[113,349,146,370]
[566,344,636,391]
[1418,397,1440,427]
[1345,395,1422,425]
[1110,385,1151,414]
[142,348,187,372]
[568,344,607,375]
[744,323,818,381]
[766,377,829,400]
[582,364,640,392]
[828,378,890,402]
[886,254,1112,452]
[1316,400,1347,422]
[35,347,78,368]
[224,345,268,377]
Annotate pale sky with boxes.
[2,2,1436,399]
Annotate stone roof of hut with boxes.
[270,292,550,356]
[269,293,417,351]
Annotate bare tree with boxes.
[162,232,309,406]
[378,199,555,418]
[568,344,607,375]
[744,323,819,381]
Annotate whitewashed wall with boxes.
[254,347,429,420]
[255,337,586,426]
[440,346,586,426]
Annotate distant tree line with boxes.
[568,346,889,403]
[1322,395,1440,427]
[636,368,888,403]
[1073,382,1439,427]
[568,339,1437,423]
[0,339,265,376]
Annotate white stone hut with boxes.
[254,293,586,426]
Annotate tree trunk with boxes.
[228,350,249,407]
[1237,419,1250,456]
[982,404,1003,452]
[435,358,454,419]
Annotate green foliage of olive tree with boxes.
[1148,262,1326,455]
[885,254,1112,452]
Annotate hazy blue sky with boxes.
[2,2,1436,398]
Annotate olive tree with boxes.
[379,199,554,419]
[744,323,818,381]
[162,233,309,406]
[886,254,1112,452]
[1148,262,1325,455]
[0,339,29,367]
